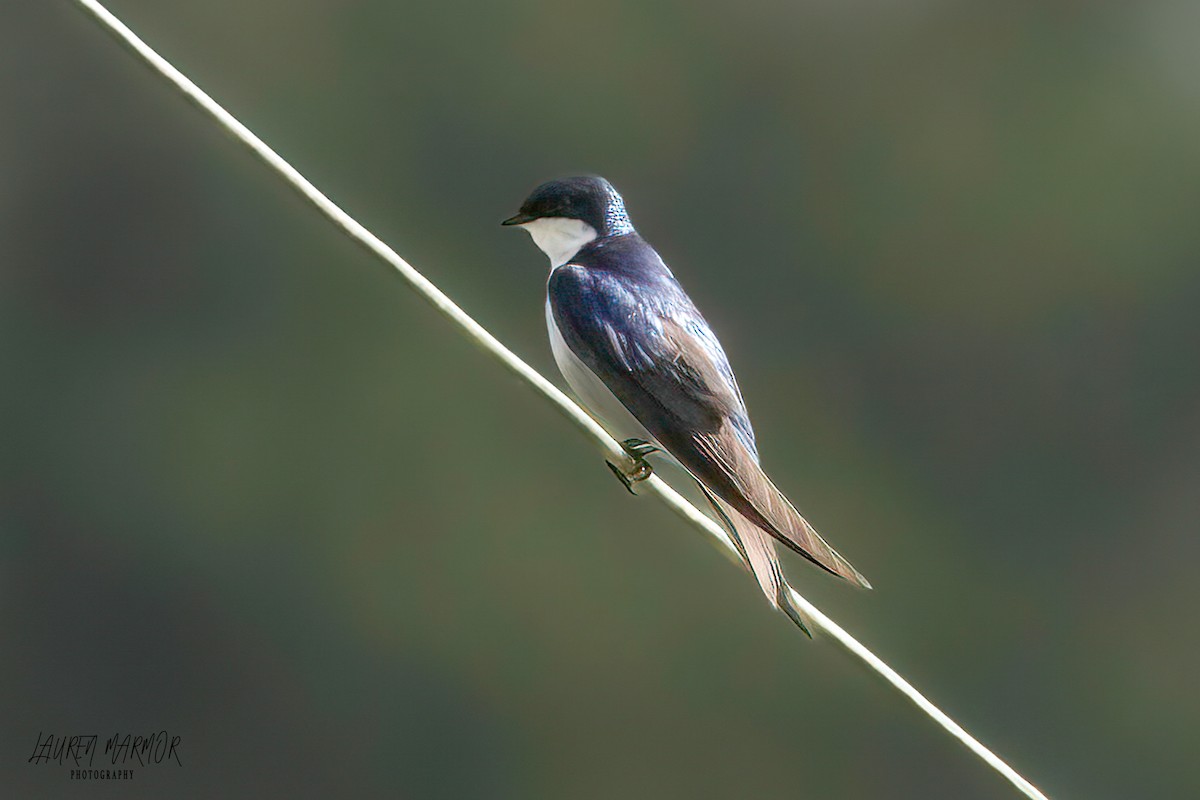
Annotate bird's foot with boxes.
[605,439,658,495]
[620,438,659,459]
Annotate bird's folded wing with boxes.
[691,423,870,588]
[549,264,869,588]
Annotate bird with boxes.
[503,176,869,633]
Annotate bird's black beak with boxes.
[501,212,536,226]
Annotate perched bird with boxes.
[503,176,869,632]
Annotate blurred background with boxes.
[4,1,1199,797]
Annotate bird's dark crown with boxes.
[502,176,635,237]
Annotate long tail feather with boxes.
[698,483,814,636]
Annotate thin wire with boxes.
[69,2,1050,798]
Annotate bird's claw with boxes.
[605,439,657,495]
[605,459,653,494]
[620,438,659,459]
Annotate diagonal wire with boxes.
[68,2,1051,798]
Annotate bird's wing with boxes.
[549,264,869,588]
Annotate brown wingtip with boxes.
[798,517,872,589]
[841,559,873,590]
[813,527,872,589]
[689,426,873,589]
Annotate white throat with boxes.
[520,217,598,268]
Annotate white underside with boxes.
[521,217,598,268]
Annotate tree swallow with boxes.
[503,176,870,632]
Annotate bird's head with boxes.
[502,176,634,267]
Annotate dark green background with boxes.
[4,2,1198,797]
